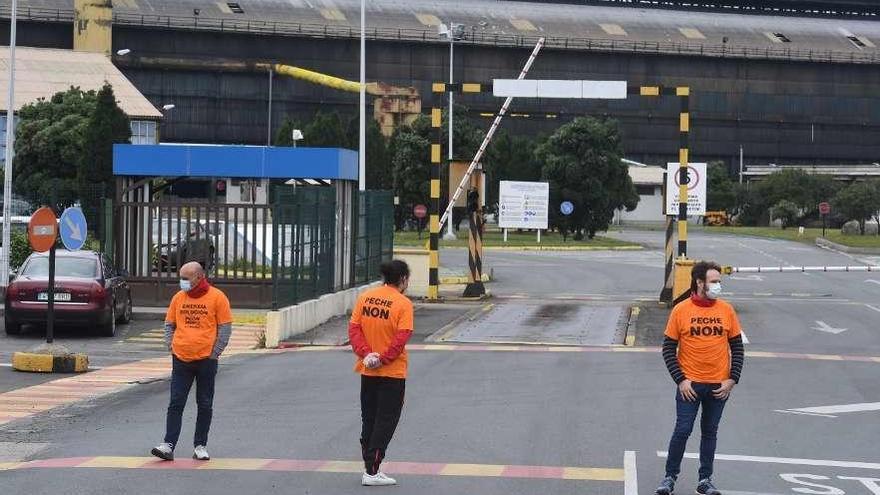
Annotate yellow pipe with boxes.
[273,64,364,94]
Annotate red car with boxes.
[4,250,133,337]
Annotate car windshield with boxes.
[21,257,97,278]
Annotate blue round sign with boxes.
[560,201,574,216]
[59,207,88,251]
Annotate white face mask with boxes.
[180,279,192,292]
[706,282,722,300]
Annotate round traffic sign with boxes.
[28,207,58,253]
[819,202,831,215]
[560,201,574,216]
[673,165,701,191]
[60,207,88,251]
[413,204,428,219]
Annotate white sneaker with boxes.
[150,443,174,461]
[362,471,397,486]
[193,445,210,461]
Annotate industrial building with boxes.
[2,0,879,168]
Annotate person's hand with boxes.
[678,379,697,402]
[713,379,736,400]
[363,352,382,369]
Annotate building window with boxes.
[636,185,656,196]
[130,120,157,145]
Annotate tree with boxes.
[770,200,799,229]
[833,181,880,235]
[303,111,348,147]
[706,161,736,212]
[343,115,392,190]
[483,131,543,211]
[388,118,431,229]
[79,83,131,224]
[14,85,129,213]
[536,117,638,239]
[274,117,304,146]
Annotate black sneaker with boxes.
[655,476,676,495]
[697,478,721,495]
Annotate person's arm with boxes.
[164,296,178,352]
[729,335,745,383]
[164,322,176,352]
[348,297,372,358]
[662,337,686,384]
[380,302,414,364]
[349,322,373,358]
[211,292,234,359]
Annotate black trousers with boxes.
[360,375,406,475]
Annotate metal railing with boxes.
[4,5,880,65]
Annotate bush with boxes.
[9,230,31,270]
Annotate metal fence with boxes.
[270,186,337,309]
[354,190,394,287]
[5,6,880,65]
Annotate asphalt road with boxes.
[1,229,878,495]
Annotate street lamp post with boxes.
[358,0,366,191]
[2,0,18,288]
[440,22,464,241]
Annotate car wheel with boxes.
[4,314,21,335]
[117,294,133,324]
[100,302,117,337]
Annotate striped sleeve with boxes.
[729,335,745,383]
[662,337,686,384]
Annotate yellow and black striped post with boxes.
[661,214,675,305]
[428,83,444,301]
[463,195,485,297]
[677,86,690,260]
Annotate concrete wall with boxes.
[615,186,665,223]
[264,281,382,348]
[393,248,429,298]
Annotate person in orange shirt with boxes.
[349,260,414,487]
[151,261,233,462]
[655,261,745,495]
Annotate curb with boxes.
[624,306,640,347]
[11,352,89,373]
[815,237,880,255]
[395,245,642,252]
[440,273,492,285]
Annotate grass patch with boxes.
[233,313,267,326]
[703,226,880,248]
[393,229,638,248]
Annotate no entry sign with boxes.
[819,202,831,215]
[413,204,428,219]
[28,207,58,253]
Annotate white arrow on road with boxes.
[64,216,83,242]
[775,402,880,418]
[812,320,847,335]
[730,274,764,281]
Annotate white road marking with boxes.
[865,279,880,286]
[786,402,880,415]
[812,320,848,335]
[730,275,764,282]
[774,409,838,418]
[656,451,880,470]
[624,451,638,495]
[866,304,880,314]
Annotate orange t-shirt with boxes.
[664,298,742,383]
[166,287,233,362]
[350,285,414,379]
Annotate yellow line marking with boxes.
[78,457,150,469]
[415,13,441,26]
[563,467,625,481]
[319,8,346,21]
[807,354,844,361]
[0,462,24,470]
[510,19,537,31]
[600,23,627,36]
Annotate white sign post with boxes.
[665,162,707,217]
[499,181,549,241]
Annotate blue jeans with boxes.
[164,356,218,449]
[664,382,727,480]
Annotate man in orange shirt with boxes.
[151,261,233,462]
[655,261,745,495]
[349,260,414,487]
